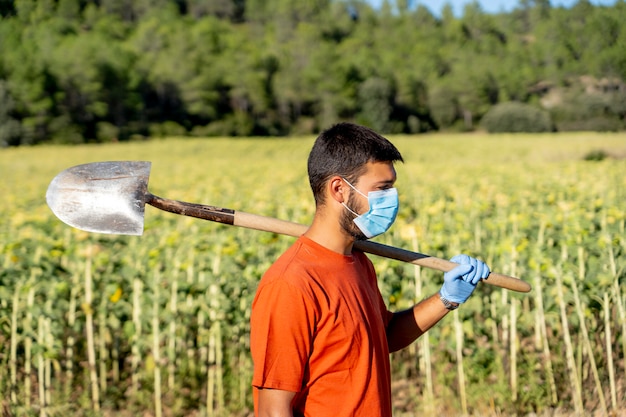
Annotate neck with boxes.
[304,213,355,256]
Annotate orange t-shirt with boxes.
[251,236,394,417]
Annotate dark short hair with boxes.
[307,122,403,205]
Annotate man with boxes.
[250,122,490,416]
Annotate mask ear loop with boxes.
[342,178,367,198]
[342,202,359,217]
[341,178,366,217]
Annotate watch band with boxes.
[439,293,459,311]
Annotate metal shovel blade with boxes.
[46,161,151,235]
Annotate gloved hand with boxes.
[440,254,491,304]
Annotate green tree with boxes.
[186,0,236,19]
[45,24,138,142]
[585,5,626,78]
[0,80,22,146]
[0,0,15,16]
[1,21,59,144]
[357,77,393,132]
[481,101,553,133]
[56,0,80,21]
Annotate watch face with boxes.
[445,300,456,310]
[440,295,458,310]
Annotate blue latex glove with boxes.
[440,254,491,304]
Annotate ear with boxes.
[328,176,346,204]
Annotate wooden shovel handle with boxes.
[353,240,530,293]
[147,194,531,293]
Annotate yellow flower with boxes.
[109,287,123,303]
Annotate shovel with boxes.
[46,161,531,293]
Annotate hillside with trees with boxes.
[0,0,625,145]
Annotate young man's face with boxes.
[340,161,397,240]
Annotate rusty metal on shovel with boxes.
[46,161,531,293]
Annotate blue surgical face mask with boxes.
[342,178,399,239]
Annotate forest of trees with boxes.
[0,0,625,146]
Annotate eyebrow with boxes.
[376,179,396,187]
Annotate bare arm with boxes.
[256,388,296,417]
[386,293,452,353]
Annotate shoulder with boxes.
[251,243,324,331]
[254,239,318,301]
[253,237,343,313]
[261,240,311,284]
[353,249,376,277]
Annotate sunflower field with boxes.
[1,132,625,416]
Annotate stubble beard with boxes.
[340,191,368,241]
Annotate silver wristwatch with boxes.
[439,293,459,311]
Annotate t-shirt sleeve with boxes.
[250,278,316,393]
